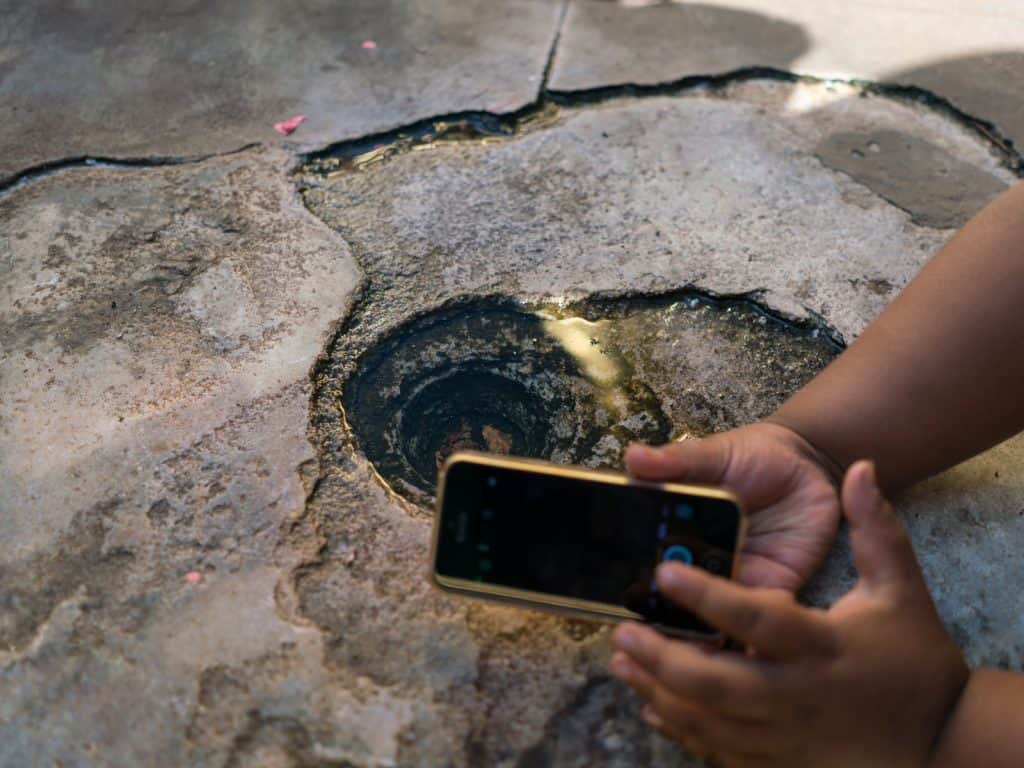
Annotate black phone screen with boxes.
[435,459,742,634]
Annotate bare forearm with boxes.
[770,182,1024,492]
[929,669,1024,767]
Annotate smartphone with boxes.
[430,451,746,638]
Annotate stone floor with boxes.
[2,2,1023,766]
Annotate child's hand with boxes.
[609,461,969,768]
[627,421,842,592]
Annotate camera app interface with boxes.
[436,462,742,632]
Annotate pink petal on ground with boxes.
[361,39,378,50]
[273,114,308,135]
[185,571,202,584]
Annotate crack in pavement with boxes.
[301,68,1023,178]
[539,0,572,96]
[853,81,1020,170]
[4,64,1019,199]
[0,142,262,197]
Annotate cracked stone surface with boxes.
[551,0,1024,150]
[0,0,564,182]
[0,148,363,765]
[4,5,1024,767]
[300,80,1015,342]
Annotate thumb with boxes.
[843,460,923,592]
[625,435,730,484]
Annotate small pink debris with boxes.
[185,571,202,584]
[273,115,307,135]
[361,39,378,50]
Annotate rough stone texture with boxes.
[287,79,1019,766]
[551,0,1024,149]
[0,0,564,182]
[301,80,1015,342]
[894,53,1024,154]
[805,434,1024,671]
[4,7,1024,766]
[0,148,363,765]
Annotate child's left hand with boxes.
[609,460,969,768]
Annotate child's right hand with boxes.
[626,421,842,592]
[610,461,969,768]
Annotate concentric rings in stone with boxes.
[341,300,671,503]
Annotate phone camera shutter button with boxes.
[662,545,693,565]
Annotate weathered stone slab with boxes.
[3,69,1023,768]
[0,0,564,182]
[806,434,1024,671]
[551,0,1024,149]
[301,80,1014,342]
[290,79,1023,765]
[0,149,362,765]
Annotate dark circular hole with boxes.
[341,301,670,504]
[400,369,553,486]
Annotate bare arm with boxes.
[930,669,1024,767]
[770,182,1024,493]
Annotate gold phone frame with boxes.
[429,450,747,638]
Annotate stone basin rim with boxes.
[310,287,846,509]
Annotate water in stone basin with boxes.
[342,300,671,504]
[336,294,839,507]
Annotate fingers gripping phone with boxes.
[430,452,746,638]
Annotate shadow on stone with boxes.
[885,52,1024,157]
[551,1,810,90]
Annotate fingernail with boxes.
[642,705,665,729]
[657,562,687,589]
[614,626,639,652]
[860,460,884,500]
[609,653,632,681]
